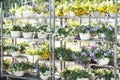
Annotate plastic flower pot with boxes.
[37,32,47,39]
[23,32,33,39]
[79,33,91,40]
[91,12,101,17]
[77,78,89,80]
[98,58,109,66]
[23,10,35,17]
[14,71,24,76]
[11,51,20,57]
[40,75,48,80]
[11,31,21,38]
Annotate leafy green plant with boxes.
[55,47,73,61]
[3,59,12,70]
[39,63,49,74]
[3,44,20,52]
[7,62,30,73]
[22,24,35,32]
[38,24,48,32]
[61,68,91,80]
[74,47,91,68]
[91,69,115,80]
[99,24,115,41]
[18,42,30,54]
[10,25,22,31]
[55,25,73,38]
[74,25,90,34]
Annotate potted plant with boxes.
[89,26,100,39]
[73,47,91,68]
[99,24,115,41]
[3,59,12,70]
[22,6,35,17]
[37,24,48,39]
[55,47,73,61]
[54,25,73,39]
[7,62,30,76]
[72,2,87,16]
[74,25,91,40]
[22,23,35,38]
[91,69,115,80]
[18,42,30,54]
[37,42,51,59]
[9,45,21,57]
[25,47,39,63]
[89,46,114,66]
[61,68,91,80]
[10,25,22,38]
[39,63,50,80]
[3,44,21,57]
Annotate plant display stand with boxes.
[1,0,120,80]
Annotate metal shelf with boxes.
[3,71,40,80]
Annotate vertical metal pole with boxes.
[114,0,118,80]
[49,0,52,79]
[52,0,55,79]
[60,39,62,71]
[0,1,3,78]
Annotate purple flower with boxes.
[94,50,98,54]
[81,52,87,56]
[91,46,97,49]
[90,52,95,57]
[90,27,95,31]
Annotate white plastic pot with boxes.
[79,33,91,40]
[77,78,89,80]
[91,12,101,17]
[23,10,35,17]
[109,12,115,18]
[99,33,106,38]
[27,54,39,63]
[14,71,24,76]
[98,58,109,66]
[37,33,47,39]
[40,75,48,80]
[23,32,33,38]
[11,51,20,57]
[11,31,21,38]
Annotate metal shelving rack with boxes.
[0,0,53,80]
[0,0,120,80]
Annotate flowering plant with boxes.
[73,2,87,16]
[108,3,115,14]
[61,67,92,79]
[98,2,108,13]
[99,24,115,41]
[74,47,91,68]
[55,47,73,61]
[54,25,73,38]
[91,69,114,80]
[89,46,114,62]
[74,25,90,34]
[33,2,49,14]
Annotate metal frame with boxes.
[0,0,120,80]
[0,1,3,78]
